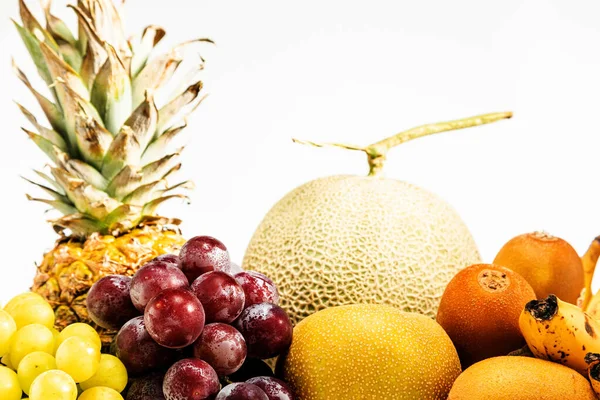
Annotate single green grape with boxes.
[6,297,55,330]
[0,365,22,400]
[10,324,54,368]
[55,337,100,383]
[17,351,57,395]
[3,293,45,314]
[0,310,17,357]
[29,369,77,400]
[2,353,15,370]
[55,324,101,352]
[78,386,124,400]
[79,354,127,392]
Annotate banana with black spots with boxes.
[585,353,600,396]
[519,294,600,375]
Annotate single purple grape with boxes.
[246,377,295,400]
[163,359,220,400]
[228,358,274,382]
[130,260,189,312]
[235,303,293,360]
[180,236,231,281]
[193,323,246,376]
[234,272,279,307]
[87,275,140,330]
[144,288,205,349]
[153,254,181,269]
[126,373,166,400]
[115,316,177,376]
[216,383,268,400]
[191,272,245,323]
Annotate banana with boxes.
[519,294,600,375]
[581,235,600,311]
[585,353,600,396]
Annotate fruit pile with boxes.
[275,231,600,399]
[437,230,600,399]
[87,235,295,400]
[0,292,128,400]
[6,0,600,398]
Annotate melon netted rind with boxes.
[242,175,481,325]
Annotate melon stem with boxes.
[582,236,600,311]
[365,111,513,176]
[292,111,513,176]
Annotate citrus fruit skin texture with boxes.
[436,264,536,368]
[243,175,481,325]
[493,232,584,304]
[447,356,597,400]
[279,304,461,400]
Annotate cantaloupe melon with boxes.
[243,112,512,325]
[278,304,461,400]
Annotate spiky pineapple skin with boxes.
[32,224,185,345]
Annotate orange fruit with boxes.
[493,231,584,304]
[437,263,536,368]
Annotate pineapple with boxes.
[13,0,211,343]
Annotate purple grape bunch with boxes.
[86,235,295,400]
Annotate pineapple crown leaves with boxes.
[14,0,213,238]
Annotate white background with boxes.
[0,0,599,303]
